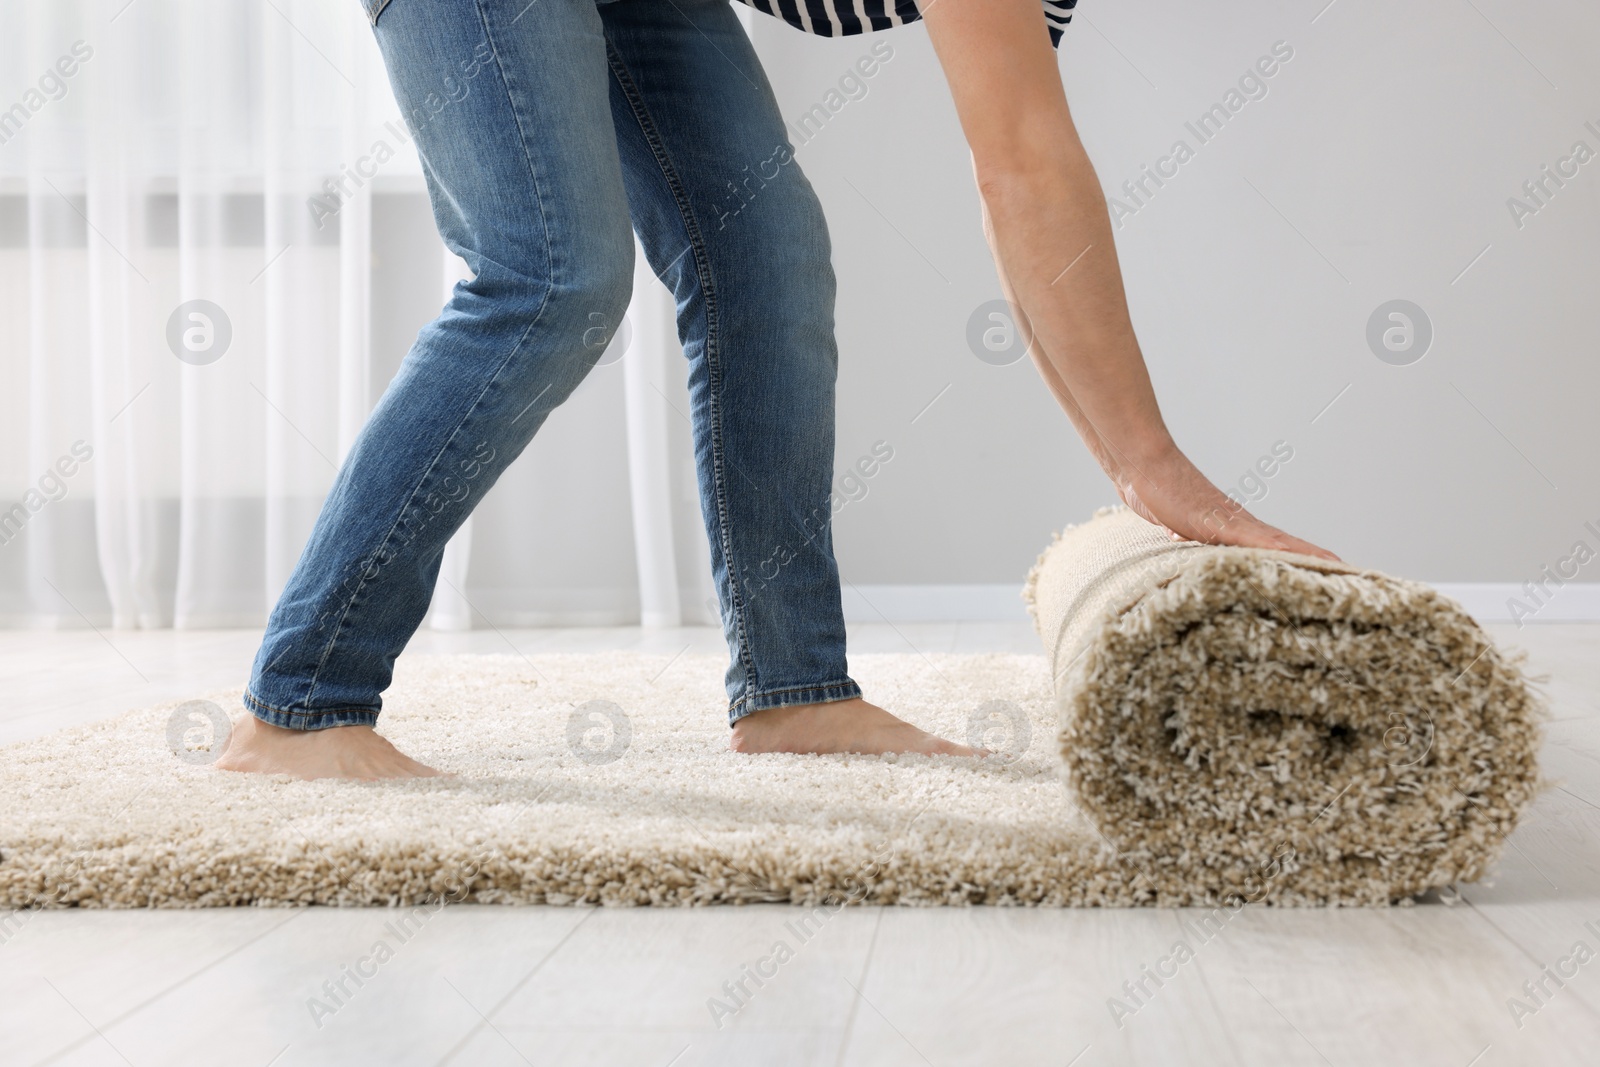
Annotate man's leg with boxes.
[598,0,975,754]
[222,0,636,777]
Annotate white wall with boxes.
[744,0,1600,622]
[29,3,1582,628]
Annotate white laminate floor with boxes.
[3,621,1600,1066]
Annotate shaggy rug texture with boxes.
[0,508,1543,908]
[1024,507,1545,906]
[4,653,1093,908]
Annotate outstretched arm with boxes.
[920,0,1337,561]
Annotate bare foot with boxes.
[215,715,446,780]
[729,697,981,757]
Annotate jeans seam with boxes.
[603,42,759,703]
[743,679,857,701]
[294,3,557,711]
[472,0,555,295]
[728,678,863,722]
[244,688,378,725]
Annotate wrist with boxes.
[1105,426,1180,473]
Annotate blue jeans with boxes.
[245,0,861,729]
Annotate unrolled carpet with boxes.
[0,509,1543,908]
[2,652,1101,907]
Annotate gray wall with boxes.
[748,0,1600,588]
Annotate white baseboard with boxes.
[842,584,1030,623]
[1434,583,1600,624]
[23,582,1587,630]
[840,583,1600,624]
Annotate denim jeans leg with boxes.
[599,0,862,724]
[245,0,636,729]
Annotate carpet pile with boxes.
[1024,507,1545,905]
[0,509,1543,907]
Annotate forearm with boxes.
[920,0,1338,560]
[975,148,1174,468]
[977,190,1114,474]
[918,0,1174,469]
[976,173,1138,480]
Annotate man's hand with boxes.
[1114,446,1341,562]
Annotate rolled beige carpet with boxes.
[1024,506,1546,905]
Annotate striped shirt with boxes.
[735,0,1077,50]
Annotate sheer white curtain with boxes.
[0,0,716,631]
